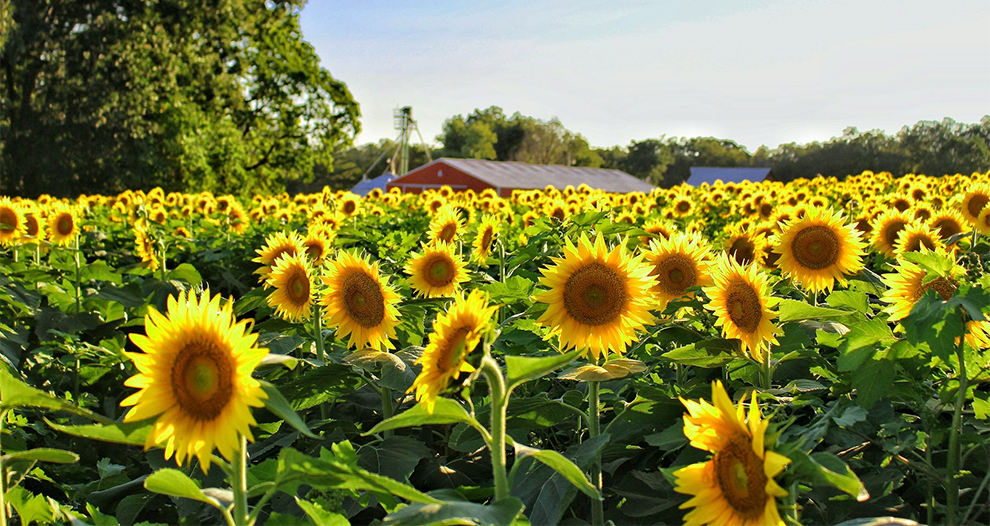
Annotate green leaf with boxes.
[809,452,870,502]
[778,299,859,323]
[851,355,896,408]
[1,448,79,464]
[366,398,488,439]
[382,497,525,526]
[826,290,870,314]
[482,276,534,304]
[295,497,349,526]
[4,485,54,525]
[512,442,600,498]
[144,469,222,509]
[902,290,965,361]
[44,418,152,446]
[505,349,581,390]
[166,263,202,286]
[836,319,896,373]
[0,368,111,423]
[260,381,319,439]
[662,339,739,368]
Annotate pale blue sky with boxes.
[300,0,990,152]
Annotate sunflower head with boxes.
[534,233,657,360]
[0,197,26,246]
[703,254,780,362]
[409,290,498,413]
[772,207,866,293]
[894,222,943,256]
[253,230,306,283]
[880,246,963,323]
[133,222,159,271]
[960,182,990,225]
[321,251,401,350]
[642,232,714,309]
[871,209,913,258]
[723,230,768,267]
[473,215,500,264]
[429,205,464,245]
[930,209,967,242]
[265,252,314,322]
[46,203,81,246]
[121,289,268,472]
[674,380,790,526]
[303,225,336,264]
[403,241,470,298]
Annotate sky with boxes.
[299,0,990,152]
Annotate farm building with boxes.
[386,158,655,196]
[350,172,397,196]
[687,167,775,186]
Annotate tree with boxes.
[1,0,360,197]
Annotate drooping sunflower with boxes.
[472,215,499,264]
[642,232,714,310]
[534,233,657,360]
[703,254,780,362]
[409,290,498,413]
[674,381,791,526]
[0,197,26,246]
[133,222,159,271]
[252,230,306,284]
[960,182,990,226]
[870,209,912,258]
[404,241,470,297]
[121,289,268,472]
[893,222,943,255]
[321,251,401,350]
[428,205,464,245]
[772,207,866,293]
[265,252,314,322]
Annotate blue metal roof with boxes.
[350,172,397,196]
[687,167,773,186]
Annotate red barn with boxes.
[386,158,655,197]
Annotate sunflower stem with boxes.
[760,350,773,390]
[480,355,510,502]
[381,387,394,438]
[158,238,167,282]
[945,320,967,526]
[312,302,328,421]
[588,380,604,526]
[231,434,249,526]
[73,236,82,314]
[1,410,8,526]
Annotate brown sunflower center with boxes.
[881,220,908,248]
[790,225,840,270]
[343,201,357,215]
[480,228,494,252]
[967,194,988,218]
[893,198,910,212]
[56,214,74,236]
[424,255,456,287]
[171,339,234,421]
[919,276,957,302]
[268,246,296,265]
[25,215,39,237]
[714,432,769,520]
[440,326,474,372]
[759,203,773,218]
[303,239,325,260]
[933,218,961,240]
[343,271,385,327]
[439,223,457,243]
[0,208,18,231]
[725,280,762,333]
[676,201,691,213]
[552,207,566,221]
[902,234,935,253]
[650,254,697,296]
[729,238,756,265]
[284,266,311,306]
[563,262,627,326]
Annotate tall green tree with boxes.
[1,0,359,197]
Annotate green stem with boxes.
[312,303,328,421]
[159,239,167,282]
[381,387,394,438]
[945,326,967,526]
[589,381,604,526]
[480,355,510,502]
[786,480,799,524]
[231,434,249,526]
[1,410,8,526]
[926,414,935,526]
[73,236,82,314]
[759,350,773,390]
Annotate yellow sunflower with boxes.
[46,203,81,246]
[960,182,990,226]
[703,254,780,362]
[772,207,866,293]
[724,231,768,267]
[252,230,306,284]
[674,380,790,526]
[23,207,44,242]
[870,209,912,258]
[403,241,470,298]
[893,222,943,255]
[670,194,695,218]
[121,289,268,472]
[977,207,990,236]
[409,290,498,413]
[133,222,159,271]
[321,251,401,350]
[642,232,714,310]
[0,197,26,246]
[534,233,657,360]
[641,219,677,245]
[930,209,967,242]
[338,193,361,217]
[303,225,335,265]
[265,252,314,322]
[428,205,464,245]
[472,215,500,264]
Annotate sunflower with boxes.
[0,197,26,246]
[772,207,866,293]
[338,193,361,217]
[893,222,943,255]
[428,205,464,244]
[670,194,695,218]
[723,231,767,267]
[133,222,159,271]
[121,289,268,472]
[404,241,470,297]
[977,207,990,236]
[960,182,990,225]
[642,232,714,310]
[265,253,314,322]
[674,381,790,526]
[472,215,499,264]
[930,209,967,243]
[321,251,401,350]
[409,290,498,413]
[252,230,306,284]
[642,219,677,244]
[303,225,335,265]
[534,233,656,360]
[870,209,912,258]
[45,203,80,246]
[23,207,44,242]
[704,254,780,362]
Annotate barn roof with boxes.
[424,158,655,193]
[350,172,397,196]
[687,167,773,186]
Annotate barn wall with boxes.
[387,162,495,194]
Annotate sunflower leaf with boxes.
[260,381,319,439]
[1,448,79,464]
[512,441,600,499]
[365,397,488,440]
[382,497,525,526]
[0,368,112,423]
[44,417,153,446]
[661,339,739,368]
[144,468,223,509]
[506,349,581,390]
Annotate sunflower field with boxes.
[1,170,990,526]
